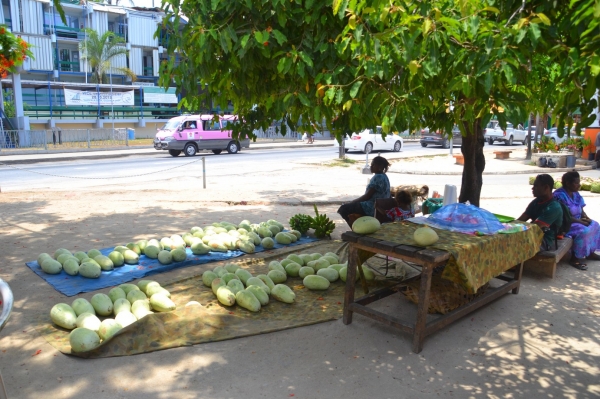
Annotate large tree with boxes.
[159,0,599,206]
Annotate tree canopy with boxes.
[159,0,600,205]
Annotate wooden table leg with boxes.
[357,258,369,294]
[412,263,433,353]
[512,261,524,294]
[343,245,358,325]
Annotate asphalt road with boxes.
[0,141,586,192]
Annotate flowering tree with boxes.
[0,26,32,78]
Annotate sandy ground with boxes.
[0,159,599,399]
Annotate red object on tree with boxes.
[0,27,33,78]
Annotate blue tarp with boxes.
[26,236,319,297]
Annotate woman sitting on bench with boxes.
[553,171,600,270]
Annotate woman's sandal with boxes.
[569,258,588,270]
[587,252,600,261]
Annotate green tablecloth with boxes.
[357,221,543,293]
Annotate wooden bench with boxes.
[523,237,572,278]
[494,151,512,159]
[452,154,464,165]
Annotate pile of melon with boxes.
[50,280,178,352]
[202,251,375,313]
[529,176,600,192]
[35,219,302,277]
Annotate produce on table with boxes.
[69,328,101,352]
[87,249,102,259]
[137,280,159,294]
[119,284,140,295]
[271,284,296,303]
[592,182,600,193]
[328,263,346,273]
[310,205,336,238]
[127,290,147,305]
[79,262,101,278]
[158,250,173,265]
[339,266,359,283]
[113,298,131,315]
[284,262,301,277]
[227,279,245,294]
[115,311,137,328]
[316,268,339,283]
[246,277,271,295]
[236,290,261,312]
[63,258,80,276]
[267,269,288,283]
[146,285,171,298]
[91,293,114,316]
[94,255,114,271]
[171,248,187,262]
[73,251,88,262]
[212,266,227,277]
[298,266,315,279]
[268,261,286,273]
[71,298,96,316]
[257,274,275,291]
[107,251,123,267]
[324,252,340,263]
[286,254,304,266]
[352,216,381,234]
[413,226,440,246]
[289,214,312,235]
[303,275,331,290]
[361,265,376,281]
[50,303,78,329]
[261,237,275,249]
[76,312,102,332]
[221,272,239,285]
[98,319,121,341]
[126,243,141,255]
[41,258,63,274]
[245,285,269,306]
[53,248,71,259]
[211,278,225,295]
[108,287,126,303]
[234,268,253,285]
[216,286,237,306]
[202,271,219,287]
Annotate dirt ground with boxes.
[1,167,599,398]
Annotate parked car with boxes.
[484,121,527,145]
[334,127,403,153]
[527,126,550,143]
[542,127,584,145]
[419,126,462,148]
[154,114,250,156]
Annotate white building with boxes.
[0,0,180,136]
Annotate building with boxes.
[0,0,180,137]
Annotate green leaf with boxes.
[350,80,362,98]
[332,0,342,15]
[408,60,419,75]
[335,87,344,104]
[348,15,357,30]
[528,23,541,46]
[535,12,551,26]
[277,57,287,73]
[271,29,288,45]
[240,34,250,49]
[380,7,389,23]
[481,6,500,13]
[298,93,311,107]
[423,19,432,36]
[363,7,375,14]
[211,0,219,11]
[254,30,263,44]
[298,51,314,68]
[343,100,352,111]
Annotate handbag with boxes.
[547,158,557,168]
[538,157,547,167]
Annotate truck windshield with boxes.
[162,120,181,130]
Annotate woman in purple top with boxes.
[553,171,600,269]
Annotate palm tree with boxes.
[79,28,136,84]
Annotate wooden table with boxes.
[341,231,524,353]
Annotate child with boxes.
[385,190,415,221]
[337,156,391,227]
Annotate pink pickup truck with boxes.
[154,114,250,157]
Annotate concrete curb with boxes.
[389,166,595,175]
[0,143,334,165]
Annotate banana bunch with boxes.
[289,214,312,235]
[310,205,335,238]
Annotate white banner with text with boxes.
[64,89,135,106]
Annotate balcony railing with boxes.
[59,61,80,72]
[44,24,82,39]
[143,67,154,77]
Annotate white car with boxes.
[334,127,404,153]
[528,126,550,143]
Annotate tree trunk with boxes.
[459,119,485,207]
[526,113,533,160]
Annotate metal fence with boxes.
[0,129,129,151]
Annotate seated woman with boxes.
[553,171,600,270]
[383,190,415,221]
[337,156,391,227]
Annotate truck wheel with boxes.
[184,143,197,157]
[168,150,181,157]
[421,143,428,147]
[488,138,494,145]
[212,149,222,155]
[505,136,513,146]
[227,141,239,154]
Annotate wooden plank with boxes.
[412,264,434,353]
[373,240,402,254]
[416,249,451,263]
[341,232,360,243]
[348,303,415,334]
[343,246,359,325]
[512,262,524,294]
[393,245,423,257]
[357,236,382,247]
[354,285,403,306]
[424,281,518,336]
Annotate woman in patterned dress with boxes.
[553,171,600,270]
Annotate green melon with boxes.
[157,250,172,265]
[86,249,102,259]
[108,251,125,267]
